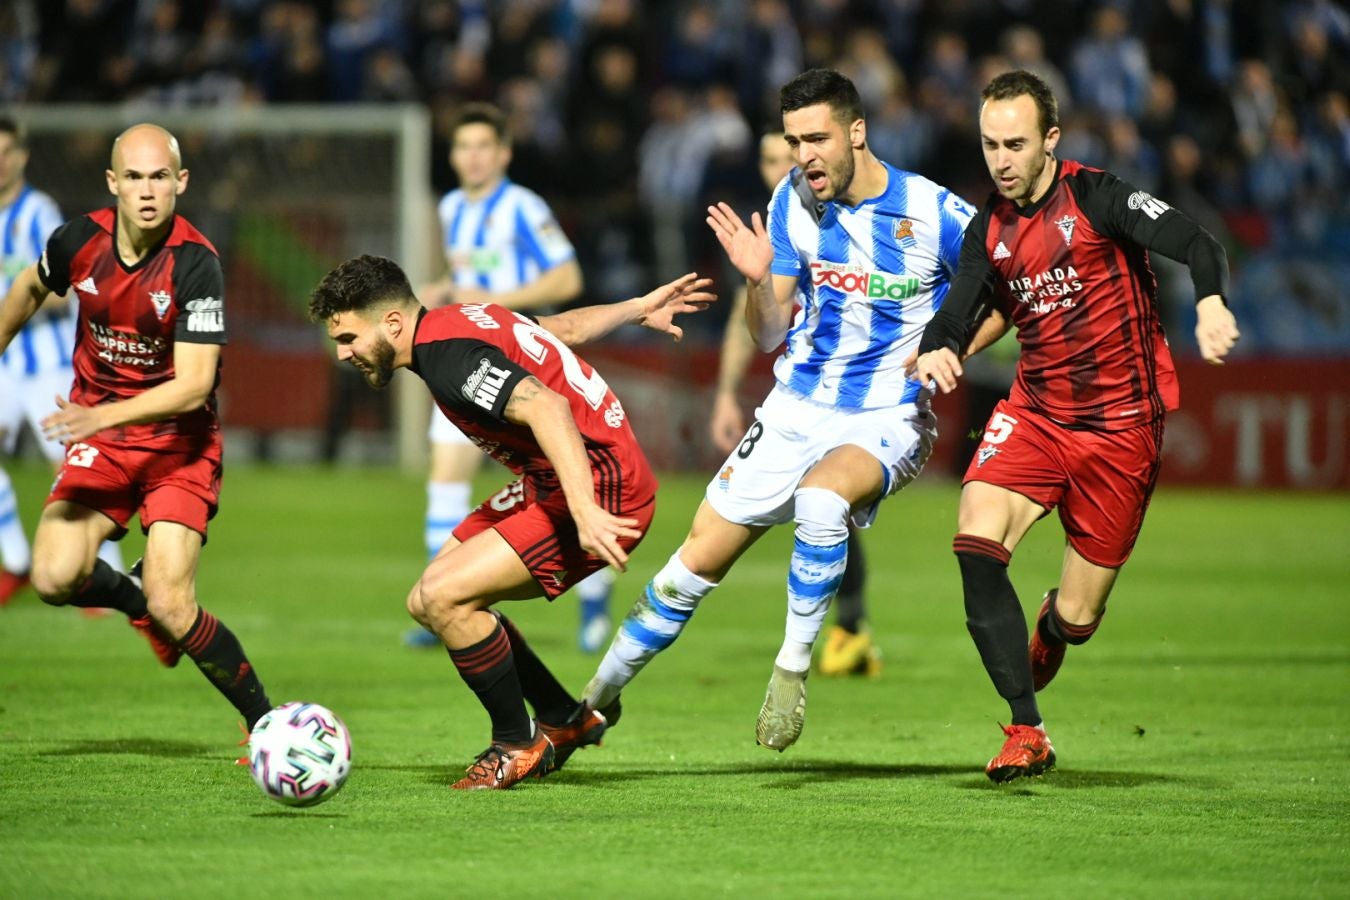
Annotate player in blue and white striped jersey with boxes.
[0,116,123,605]
[584,70,974,750]
[406,102,616,652]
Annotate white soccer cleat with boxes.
[756,665,808,751]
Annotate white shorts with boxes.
[0,367,72,462]
[704,384,937,529]
[428,405,474,446]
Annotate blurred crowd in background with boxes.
[3,0,1348,353]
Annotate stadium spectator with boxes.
[1070,6,1151,118]
[0,123,274,730]
[307,254,713,789]
[909,70,1240,783]
[407,101,618,655]
[584,69,972,751]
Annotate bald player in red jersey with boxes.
[308,254,713,791]
[909,71,1240,783]
[0,123,272,732]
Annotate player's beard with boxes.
[815,151,856,203]
[356,334,397,389]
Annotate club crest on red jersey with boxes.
[1055,215,1078,247]
[149,289,173,319]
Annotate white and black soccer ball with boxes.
[247,701,352,807]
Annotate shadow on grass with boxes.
[250,810,346,819]
[953,768,1201,792]
[40,737,213,758]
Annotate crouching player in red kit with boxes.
[308,255,713,790]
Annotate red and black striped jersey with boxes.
[410,303,656,512]
[37,208,225,440]
[930,159,1229,430]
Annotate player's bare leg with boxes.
[413,529,557,789]
[1030,546,1118,691]
[142,521,271,728]
[407,440,480,647]
[951,480,1058,781]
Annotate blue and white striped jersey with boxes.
[767,162,974,409]
[437,178,576,296]
[0,185,72,378]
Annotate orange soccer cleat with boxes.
[128,615,183,668]
[537,702,608,772]
[985,723,1056,783]
[0,569,31,607]
[451,730,555,791]
[1029,592,1067,692]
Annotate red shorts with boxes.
[47,433,223,541]
[455,479,655,599]
[963,400,1163,568]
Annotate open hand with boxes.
[706,202,773,284]
[637,272,717,342]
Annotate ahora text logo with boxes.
[810,261,920,301]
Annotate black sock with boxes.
[67,559,147,617]
[447,620,533,745]
[953,534,1040,726]
[1039,589,1104,646]
[497,613,577,726]
[834,531,867,633]
[180,608,272,729]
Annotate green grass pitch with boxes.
[0,460,1345,897]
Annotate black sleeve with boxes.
[172,243,227,345]
[35,216,99,295]
[1076,169,1230,303]
[413,338,532,422]
[918,205,998,355]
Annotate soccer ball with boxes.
[247,701,352,807]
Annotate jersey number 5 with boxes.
[512,320,610,410]
[982,411,1019,445]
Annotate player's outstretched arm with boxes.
[1195,294,1239,365]
[502,377,642,570]
[536,273,716,348]
[41,341,220,444]
[0,264,52,356]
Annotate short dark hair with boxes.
[981,70,1059,137]
[308,255,417,322]
[0,114,26,147]
[780,69,864,126]
[451,101,510,145]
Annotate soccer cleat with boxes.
[404,626,441,648]
[985,723,1056,783]
[0,569,31,607]
[817,625,883,678]
[451,730,555,791]
[756,665,808,751]
[537,701,607,772]
[1029,592,1067,692]
[128,614,183,668]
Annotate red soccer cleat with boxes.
[986,723,1056,783]
[451,731,555,791]
[0,569,31,607]
[537,702,607,772]
[129,614,183,668]
[1029,591,1066,692]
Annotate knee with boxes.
[415,571,474,628]
[793,487,851,543]
[31,560,86,606]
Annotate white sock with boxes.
[575,567,616,603]
[584,552,715,708]
[96,540,124,572]
[0,467,32,574]
[777,487,851,672]
[425,481,471,558]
